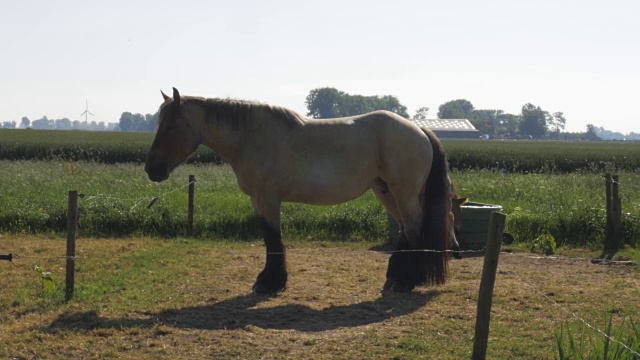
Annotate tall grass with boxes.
[0,161,386,240]
[555,312,640,359]
[1,160,638,246]
[453,170,640,247]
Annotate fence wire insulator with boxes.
[0,253,13,262]
[147,196,159,209]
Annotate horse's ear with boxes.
[161,90,170,101]
[172,87,181,104]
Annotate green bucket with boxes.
[457,202,503,250]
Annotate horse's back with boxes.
[291,110,432,198]
[233,109,433,204]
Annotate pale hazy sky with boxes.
[1,0,638,133]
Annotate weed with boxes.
[33,265,56,296]
[531,233,557,255]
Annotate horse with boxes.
[145,88,452,294]
[449,183,469,259]
[388,181,468,259]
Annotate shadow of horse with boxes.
[48,291,439,333]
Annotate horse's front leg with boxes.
[251,196,287,294]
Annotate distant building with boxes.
[410,119,479,139]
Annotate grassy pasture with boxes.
[1,160,639,247]
[1,130,640,358]
[1,236,638,359]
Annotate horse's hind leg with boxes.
[251,196,287,294]
[387,200,424,292]
[372,178,403,246]
[372,180,414,292]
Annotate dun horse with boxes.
[145,88,452,293]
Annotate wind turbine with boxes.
[80,99,94,122]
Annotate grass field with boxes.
[1,160,639,247]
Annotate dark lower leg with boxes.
[253,217,288,294]
[384,236,416,293]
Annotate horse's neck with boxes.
[189,103,242,163]
[198,123,238,163]
[196,100,290,163]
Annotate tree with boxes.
[585,124,601,140]
[496,113,521,137]
[519,103,547,138]
[31,116,53,130]
[118,112,146,131]
[2,121,16,129]
[305,87,345,118]
[118,112,134,131]
[20,116,30,128]
[547,112,566,139]
[437,99,474,119]
[55,118,72,130]
[469,109,500,135]
[413,106,430,119]
[305,87,410,119]
[143,113,158,131]
[377,95,409,118]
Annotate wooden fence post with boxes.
[188,175,195,236]
[65,190,78,302]
[472,211,506,360]
[605,174,613,251]
[612,174,622,250]
[603,173,622,254]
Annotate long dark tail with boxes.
[419,128,451,285]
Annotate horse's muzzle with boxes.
[145,162,169,182]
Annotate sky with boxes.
[1,0,639,134]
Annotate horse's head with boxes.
[145,87,201,182]
[450,184,468,232]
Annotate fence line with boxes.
[624,212,640,222]
[79,178,197,211]
[506,265,640,358]
[7,247,486,262]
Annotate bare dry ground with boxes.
[1,236,638,359]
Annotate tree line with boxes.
[5,87,637,140]
[3,116,118,131]
[305,88,576,139]
[4,112,157,132]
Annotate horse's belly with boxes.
[281,168,373,205]
[282,185,369,205]
[284,185,369,205]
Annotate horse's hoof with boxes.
[252,283,285,294]
[252,273,287,294]
[382,278,415,293]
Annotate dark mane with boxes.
[176,96,306,131]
